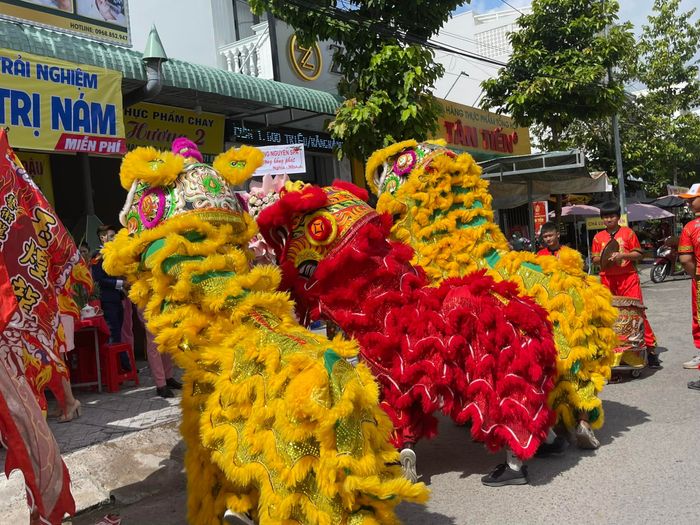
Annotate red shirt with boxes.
[679,216,700,275]
[591,226,641,276]
[537,246,560,257]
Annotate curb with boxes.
[1,421,184,523]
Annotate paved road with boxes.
[70,270,700,525]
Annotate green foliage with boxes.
[481,0,634,143]
[546,0,700,194]
[629,0,700,191]
[249,0,463,160]
[328,45,444,159]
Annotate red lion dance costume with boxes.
[0,130,76,524]
[257,180,558,485]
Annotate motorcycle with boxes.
[651,236,684,283]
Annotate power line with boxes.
[499,0,527,16]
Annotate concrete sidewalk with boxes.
[0,364,185,523]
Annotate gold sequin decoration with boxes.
[193,380,215,396]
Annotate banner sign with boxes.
[585,214,629,231]
[434,99,531,158]
[18,151,54,206]
[0,0,130,46]
[124,102,225,161]
[229,120,342,153]
[533,201,549,234]
[0,48,126,154]
[256,144,306,176]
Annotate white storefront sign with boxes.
[256,144,306,176]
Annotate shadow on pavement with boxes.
[408,418,510,485]
[396,503,457,525]
[69,440,187,525]
[528,399,650,486]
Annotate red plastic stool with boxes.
[100,342,139,393]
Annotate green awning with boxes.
[0,19,340,115]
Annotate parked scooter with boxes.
[651,236,685,283]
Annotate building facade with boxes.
[432,6,531,108]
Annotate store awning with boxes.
[0,19,341,116]
[478,150,612,209]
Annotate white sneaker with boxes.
[575,421,600,450]
[683,354,700,369]
[400,448,419,483]
[223,510,255,525]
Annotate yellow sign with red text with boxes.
[18,151,55,207]
[434,99,531,158]
[585,214,629,231]
[124,102,225,159]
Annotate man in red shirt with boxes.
[537,221,563,257]
[592,201,660,367]
[677,184,700,388]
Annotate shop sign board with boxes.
[434,99,531,158]
[229,120,341,154]
[533,201,548,234]
[0,0,130,46]
[0,48,126,154]
[585,214,628,230]
[18,150,54,206]
[124,102,225,162]
[256,144,306,176]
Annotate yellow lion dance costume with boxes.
[366,140,618,442]
[102,140,427,524]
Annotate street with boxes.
[69,269,699,525]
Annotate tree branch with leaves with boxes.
[250,0,464,161]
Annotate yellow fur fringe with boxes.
[372,144,618,431]
[103,211,428,524]
[119,147,185,190]
[213,145,265,186]
[365,139,418,194]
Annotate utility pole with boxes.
[611,111,627,214]
[603,0,627,213]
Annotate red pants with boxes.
[692,278,700,349]
[601,272,656,348]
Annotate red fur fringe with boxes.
[263,195,558,460]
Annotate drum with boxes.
[611,296,646,369]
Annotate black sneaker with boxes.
[166,377,183,389]
[481,463,528,487]
[156,386,175,398]
[647,352,662,369]
[688,378,700,391]
[535,436,568,457]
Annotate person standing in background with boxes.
[676,185,700,386]
[591,202,660,368]
[91,224,131,372]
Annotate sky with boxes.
[127,0,700,67]
[457,0,700,34]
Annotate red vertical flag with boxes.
[0,130,76,524]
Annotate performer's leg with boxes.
[101,301,121,343]
[121,298,134,349]
[692,278,700,349]
[481,448,528,487]
[57,376,81,423]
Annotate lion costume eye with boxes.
[392,149,417,176]
[305,211,338,246]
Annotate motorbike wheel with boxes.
[651,262,670,283]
